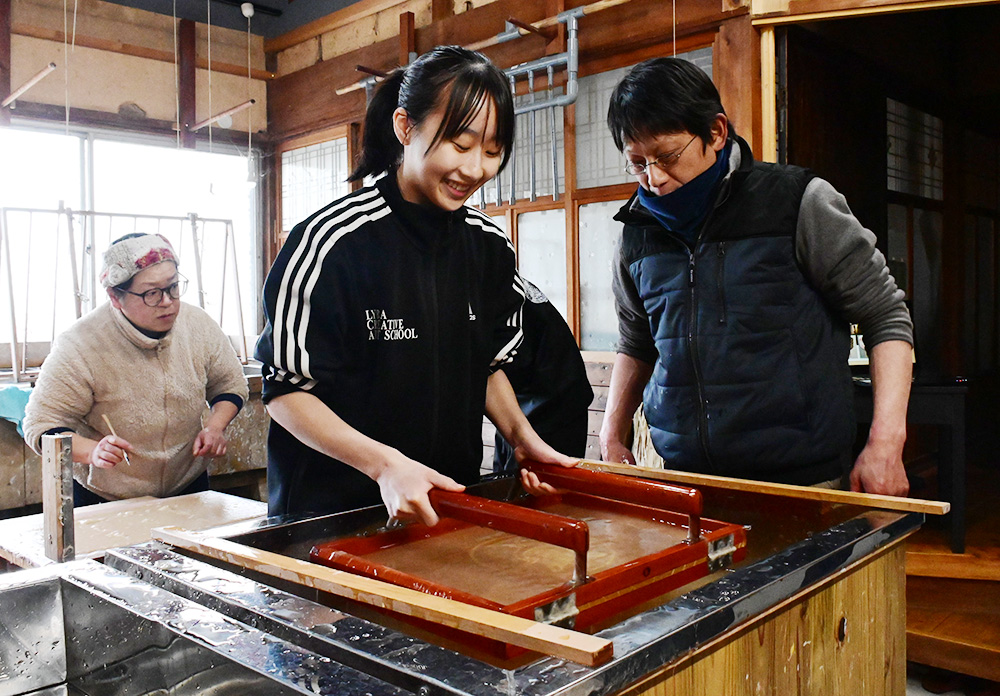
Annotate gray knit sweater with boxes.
[23,302,248,500]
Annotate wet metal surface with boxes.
[102,482,922,696]
[0,560,406,695]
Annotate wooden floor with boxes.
[905,462,1000,682]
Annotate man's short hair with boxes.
[607,58,727,152]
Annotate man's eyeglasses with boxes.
[624,134,699,176]
[122,276,188,307]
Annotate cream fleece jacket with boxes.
[23,302,249,500]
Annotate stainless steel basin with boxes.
[0,561,406,696]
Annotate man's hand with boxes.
[600,438,636,467]
[849,436,908,496]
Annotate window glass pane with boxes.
[0,127,82,210]
[92,140,258,346]
[0,128,84,356]
[576,46,712,190]
[579,200,627,350]
[887,98,944,201]
[886,203,908,297]
[976,216,995,369]
[963,214,977,370]
[516,209,567,319]
[281,138,350,234]
[912,209,942,370]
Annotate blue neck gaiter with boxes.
[637,140,731,244]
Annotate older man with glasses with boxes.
[24,233,248,506]
[600,58,914,496]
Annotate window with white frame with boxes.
[575,47,713,190]
[0,124,260,376]
[280,138,350,236]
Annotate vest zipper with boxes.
[717,242,728,325]
[687,252,714,473]
[687,182,730,473]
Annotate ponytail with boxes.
[348,46,515,183]
[349,69,405,182]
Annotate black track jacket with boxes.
[256,173,524,516]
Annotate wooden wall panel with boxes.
[714,13,762,158]
[0,422,26,510]
[267,0,745,141]
[619,544,907,696]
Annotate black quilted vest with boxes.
[615,137,854,485]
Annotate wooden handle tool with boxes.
[101,414,131,466]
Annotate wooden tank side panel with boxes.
[618,543,907,696]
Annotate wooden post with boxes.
[42,433,75,562]
[431,0,453,22]
[347,121,362,192]
[399,11,415,66]
[179,18,196,148]
[759,26,778,163]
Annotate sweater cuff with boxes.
[210,393,244,412]
[39,426,75,452]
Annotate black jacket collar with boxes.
[376,171,463,249]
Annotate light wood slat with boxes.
[465,0,633,51]
[154,526,614,667]
[579,460,950,515]
[906,550,1000,581]
[12,23,274,80]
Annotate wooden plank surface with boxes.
[620,544,908,695]
[155,526,614,667]
[0,490,266,568]
[580,461,950,515]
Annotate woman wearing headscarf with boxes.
[23,233,249,505]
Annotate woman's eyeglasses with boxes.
[123,276,189,307]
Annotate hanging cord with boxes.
[63,0,68,132]
[173,0,180,148]
[247,9,252,181]
[207,0,213,152]
[672,0,676,56]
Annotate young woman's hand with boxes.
[90,435,132,468]
[374,453,465,527]
[514,438,580,496]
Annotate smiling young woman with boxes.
[255,46,577,524]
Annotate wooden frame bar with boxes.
[154,525,614,667]
[752,0,997,25]
[580,460,951,515]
